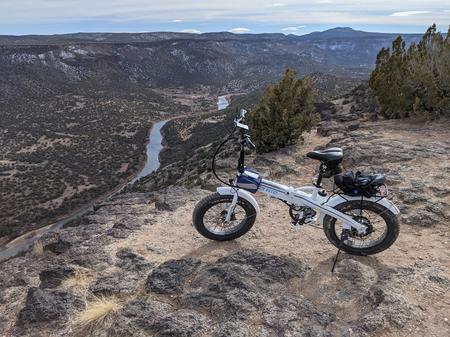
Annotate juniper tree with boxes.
[248,69,318,153]
[370,24,450,119]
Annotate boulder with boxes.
[89,271,140,296]
[16,288,84,329]
[116,248,154,273]
[146,258,201,294]
[39,266,75,289]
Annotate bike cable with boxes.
[211,125,238,188]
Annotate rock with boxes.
[70,246,113,269]
[261,295,334,337]
[347,122,360,131]
[397,189,427,204]
[107,227,131,239]
[110,299,173,336]
[410,179,425,192]
[317,122,340,137]
[403,208,440,227]
[335,259,378,291]
[116,248,154,273]
[154,187,193,211]
[430,186,450,197]
[146,258,201,294]
[89,271,139,296]
[182,250,308,321]
[426,269,450,286]
[217,249,307,281]
[16,288,84,328]
[39,266,75,289]
[350,267,422,335]
[213,321,249,337]
[150,309,211,337]
[425,202,449,219]
[112,219,142,231]
[43,239,71,255]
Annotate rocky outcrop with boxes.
[0,115,449,337]
[4,241,448,337]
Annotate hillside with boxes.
[2,27,418,241]
[0,111,448,336]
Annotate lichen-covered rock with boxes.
[16,287,84,333]
[108,299,174,336]
[182,250,308,321]
[212,321,249,337]
[89,271,140,296]
[146,258,201,294]
[150,309,212,337]
[39,266,75,289]
[261,295,334,337]
[116,248,154,273]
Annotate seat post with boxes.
[315,163,325,187]
[315,173,323,187]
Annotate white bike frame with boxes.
[217,109,400,235]
[218,178,400,235]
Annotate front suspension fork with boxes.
[225,189,239,222]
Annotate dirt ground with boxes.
[112,118,450,337]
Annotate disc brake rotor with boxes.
[220,210,236,222]
[351,215,374,237]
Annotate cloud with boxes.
[390,11,430,17]
[1,1,449,33]
[229,27,250,34]
[180,29,201,34]
[282,25,306,34]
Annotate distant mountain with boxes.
[0,27,425,96]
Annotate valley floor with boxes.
[0,118,449,337]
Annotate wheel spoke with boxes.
[203,200,250,235]
[334,205,388,249]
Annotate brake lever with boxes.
[244,135,256,150]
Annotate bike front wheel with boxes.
[323,200,400,255]
[192,193,257,241]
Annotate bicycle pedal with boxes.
[291,222,304,231]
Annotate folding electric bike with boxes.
[192,109,400,268]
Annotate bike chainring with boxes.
[289,206,317,221]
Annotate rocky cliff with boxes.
[1,108,449,336]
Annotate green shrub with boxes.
[370,24,450,119]
[248,69,318,153]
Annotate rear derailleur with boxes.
[289,205,317,230]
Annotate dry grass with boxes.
[61,269,92,291]
[73,296,122,336]
[31,240,44,255]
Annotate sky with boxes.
[0,1,449,36]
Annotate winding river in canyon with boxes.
[0,120,168,261]
[0,96,230,261]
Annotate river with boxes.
[218,95,230,110]
[1,95,229,261]
[0,119,168,261]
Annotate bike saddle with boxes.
[306,148,343,165]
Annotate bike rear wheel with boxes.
[192,193,257,241]
[323,200,399,255]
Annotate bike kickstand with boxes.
[331,229,349,273]
[331,247,341,273]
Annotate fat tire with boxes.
[192,193,257,241]
[323,200,400,255]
